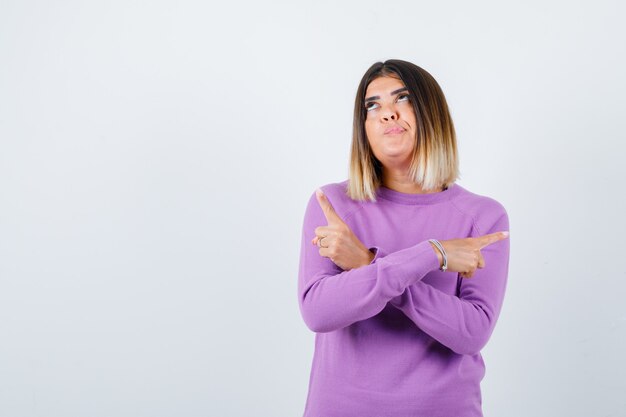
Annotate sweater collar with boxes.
[375,182,463,205]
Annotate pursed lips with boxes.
[384,126,406,134]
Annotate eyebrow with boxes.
[364,87,409,103]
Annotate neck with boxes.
[381,172,444,194]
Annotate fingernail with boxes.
[316,188,323,198]
[502,231,509,237]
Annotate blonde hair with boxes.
[347,60,460,202]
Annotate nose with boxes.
[381,105,398,122]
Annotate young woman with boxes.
[297,59,511,417]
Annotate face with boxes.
[364,75,417,168]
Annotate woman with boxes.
[297,59,511,417]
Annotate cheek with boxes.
[364,121,375,139]
[404,108,417,125]
[364,126,379,151]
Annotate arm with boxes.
[388,211,511,355]
[298,191,440,333]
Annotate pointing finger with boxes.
[476,231,509,249]
[315,188,345,225]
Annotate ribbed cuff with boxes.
[373,240,441,298]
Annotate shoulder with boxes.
[304,179,364,221]
[450,183,509,234]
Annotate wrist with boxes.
[428,239,448,272]
[428,241,443,267]
[367,248,376,264]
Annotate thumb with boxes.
[315,188,345,225]
[476,231,509,249]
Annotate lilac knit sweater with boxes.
[297,180,510,417]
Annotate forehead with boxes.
[365,75,405,95]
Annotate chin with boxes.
[382,145,411,156]
[380,153,412,163]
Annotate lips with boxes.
[384,126,406,134]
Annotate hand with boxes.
[311,188,374,270]
[432,231,509,278]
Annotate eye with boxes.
[365,102,379,112]
[397,93,410,102]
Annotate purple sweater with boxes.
[297,180,510,417]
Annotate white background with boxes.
[1,1,625,416]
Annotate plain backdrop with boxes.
[1,0,625,416]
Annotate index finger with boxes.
[475,231,509,249]
[315,188,345,225]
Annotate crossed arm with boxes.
[297,191,511,355]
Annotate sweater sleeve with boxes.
[298,190,440,333]
[388,210,511,355]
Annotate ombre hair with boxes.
[347,59,460,202]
